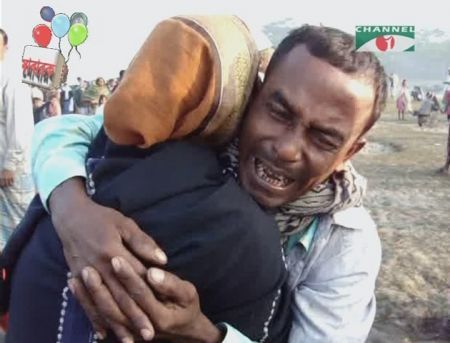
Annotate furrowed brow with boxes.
[312,124,345,143]
[270,90,297,115]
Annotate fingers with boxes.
[112,260,208,342]
[110,257,163,336]
[68,277,108,340]
[119,248,148,277]
[80,267,135,342]
[118,218,167,267]
[69,271,139,342]
[147,268,198,307]
[0,177,13,187]
[81,268,130,326]
[82,266,154,341]
[111,257,160,309]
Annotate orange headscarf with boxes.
[104,15,260,148]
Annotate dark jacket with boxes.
[3,130,290,342]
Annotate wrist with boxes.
[49,177,89,224]
[187,314,224,343]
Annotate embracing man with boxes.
[6,16,386,343]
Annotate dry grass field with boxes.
[355,99,450,342]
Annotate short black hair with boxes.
[0,28,8,46]
[265,25,388,135]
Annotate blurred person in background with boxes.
[0,28,35,250]
[46,91,62,117]
[396,79,411,120]
[438,87,450,174]
[111,70,125,93]
[95,94,108,115]
[60,82,73,114]
[82,77,110,114]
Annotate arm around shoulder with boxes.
[31,114,104,209]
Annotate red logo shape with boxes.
[375,36,395,51]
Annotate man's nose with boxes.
[272,133,302,163]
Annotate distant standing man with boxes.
[60,82,73,113]
[391,72,399,98]
[438,87,450,174]
[438,68,450,174]
[0,28,35,249]
[445,68,450,89]
[111,70,125,93]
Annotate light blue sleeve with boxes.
[31,114,104,210]
[220,324,255,343]
[288,221,381,342]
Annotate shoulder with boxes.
[309,206,381,280]
[332,206,380,258]
[332,206,376,231]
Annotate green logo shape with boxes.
[355,26,415,52]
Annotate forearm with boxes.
[49,177,90,226]
[31,114,103,209]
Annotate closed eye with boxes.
[310,129,340,151]
[267,102,293,122]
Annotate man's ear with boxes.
[334,138,366,172]
[244,75,262,109]
[254,74,263,93]
[346,138,367,159]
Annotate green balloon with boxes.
[68,23,88,46]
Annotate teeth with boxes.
[255,159,292,187]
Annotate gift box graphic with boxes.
[21,45,65,89]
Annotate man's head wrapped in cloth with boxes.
[104,15,264,148]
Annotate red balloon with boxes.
[32,24,52,48]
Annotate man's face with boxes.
[239,45,375,208]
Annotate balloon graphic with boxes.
[70,12,88,26]
[40,6,55,22]
[51,13,71,38]
[68,23,88,46]
[32,24,52,47]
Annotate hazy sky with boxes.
[2,0,450,83]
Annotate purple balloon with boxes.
[40,6,55,22]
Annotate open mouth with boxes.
[254,157,294,189]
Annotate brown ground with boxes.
[353,99,450,342]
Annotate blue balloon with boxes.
[40,6,55,22]
[51,13,70,38]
